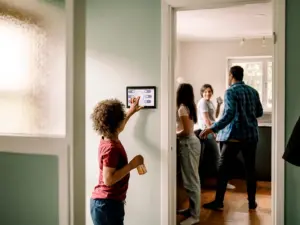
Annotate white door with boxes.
[0,0,83,224]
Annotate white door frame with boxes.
[160,0,286,225]
[66,0,86,224]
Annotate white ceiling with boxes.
[177,2,272,41]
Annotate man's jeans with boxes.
[215,141,257,203]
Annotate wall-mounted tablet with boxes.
[126,86,157,109]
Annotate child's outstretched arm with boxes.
[118,96,143,133]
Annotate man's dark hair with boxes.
[230,66,244,81]
[90,99,126,137]
[200,84,214,97]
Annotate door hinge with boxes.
[273,32,277,44]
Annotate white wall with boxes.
[85,1,161,225]
[176,39,273,104]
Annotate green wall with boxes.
[0,152,59,225]
[285,0,300,224]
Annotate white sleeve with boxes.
[198,99,209,113]
[178,105,189,117]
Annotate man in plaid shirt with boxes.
[200,65,263,211]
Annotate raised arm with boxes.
[215,103,221,119]
[118,96,143,133]
[118,112,134,133]
[210,89,236,133]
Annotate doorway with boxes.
[160,0,285,225]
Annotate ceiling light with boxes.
[240,38,245,46]
[255,13,266,17]
[262,36,266,47]
[176,77,184,84]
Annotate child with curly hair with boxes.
[90,97,144,225]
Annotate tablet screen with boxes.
[126,86,156,108]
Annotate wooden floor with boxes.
[177,180,271,225]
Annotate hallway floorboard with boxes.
[177,180,271,225]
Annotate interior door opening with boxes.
[174,2,274,225]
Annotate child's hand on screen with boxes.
[129,96,143,114]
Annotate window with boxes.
[228,57,273,111]
[0,16,39,134]
[0,13,66,136]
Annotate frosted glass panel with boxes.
[0,0,66,136]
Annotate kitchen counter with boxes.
[194,123,272,131]
[258,123,272,127]
[258,122,272,127]
[195,125,272,182]
[235,126,272,181]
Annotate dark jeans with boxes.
[201,138,220,178]
[90,199,125,225]
[215,141,257,203]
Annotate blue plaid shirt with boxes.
[211,81,263,142]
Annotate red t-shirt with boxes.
[91,139,130,201]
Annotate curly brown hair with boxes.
[90,99,126,137]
